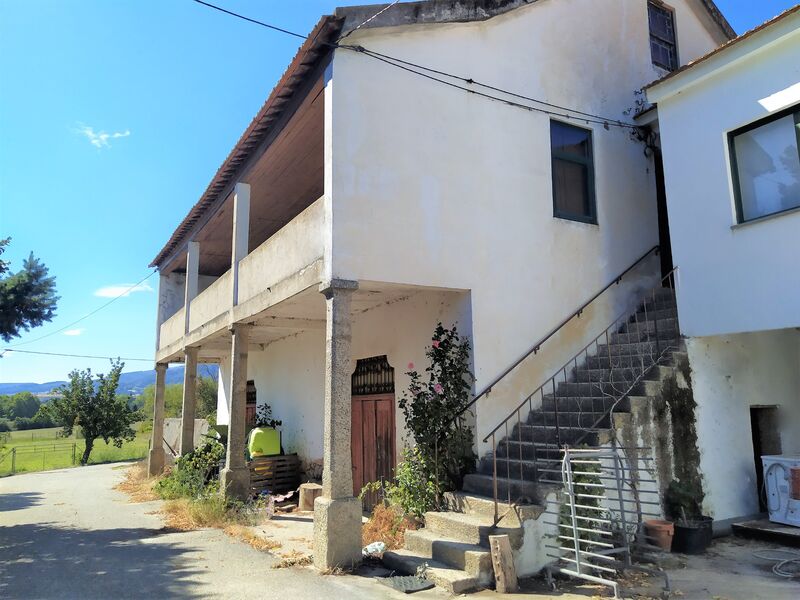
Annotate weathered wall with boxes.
[649,18,800,336]
[215,290,470,467]
[687,329,800,521]
[328,0,721,450]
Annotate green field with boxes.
[0,424,151,476]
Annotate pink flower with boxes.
[407,362,414,370]
[433,383,444,395]
[432,340,440,348]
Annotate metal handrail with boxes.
[434,244,660,441]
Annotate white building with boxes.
[645,5,800,526]
[147,0,735,587]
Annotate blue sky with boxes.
[0,0,795,383]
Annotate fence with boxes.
[0,442,78,475]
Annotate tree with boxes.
[6,391,41,419]
[45,360,140,464]
[141,382,183,420]
[196,376,218,422]
[0,237,59,342]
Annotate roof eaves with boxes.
[150,15,344,269]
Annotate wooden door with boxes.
[352,394,396,506]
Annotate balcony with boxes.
[157,196,325,353]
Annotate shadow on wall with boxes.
[0,522,204,599]
[0,492,44,512]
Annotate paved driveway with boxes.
[0,463,444,600]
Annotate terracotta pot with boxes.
[643,519,674,551]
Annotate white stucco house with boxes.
[145,0,739,589]
[645,5,800,526]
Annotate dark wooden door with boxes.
[352,393,396,506]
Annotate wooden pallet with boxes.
[249,453,301,495]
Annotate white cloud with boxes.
[94,282,154,298]
[76,123,131,148]
[63,328,85,336]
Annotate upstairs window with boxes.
[730,105,800,223]
[551,120,596,224]
[648,1,678,71]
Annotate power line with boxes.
[338,0,401,41]
[8,270,158,348]
[2,348,152,362]
[189,0,639,131]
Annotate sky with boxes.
[0,0,796,384]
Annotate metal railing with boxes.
[482,268,679,520]
[433,245,661,496]
[0,442,78,475]
[542,446,670,599]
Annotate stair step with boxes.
[570,366,650,383]
[609,329,678,345]
[507,424,603,446]
[462,473,544,504]
[618,316,678,335]
[541,395,630,413]
[382,549,481,594]
[629,307,678,322]
[556,378,663,397]
[404,529,493,579]
[423,510,528,547]
[528,411,611,428]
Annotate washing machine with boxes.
[762,454,800,527]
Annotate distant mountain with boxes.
[0,364,219,397]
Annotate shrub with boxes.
[0,419,11,432]
[400,323,476,496]
[155,438,225,499]
[362,447,438,519]
[362,503,418,550]
[254,403,281,429]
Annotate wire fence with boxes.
[0,443,78,475]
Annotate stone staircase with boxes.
[383,287,680,592]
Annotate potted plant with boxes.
[247,404,282,458]
[665,480,712,554]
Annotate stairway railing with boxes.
[433,245,660,500]
[482,268,680,521]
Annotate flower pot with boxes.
[643,519,674,551]
[672,516,713,554]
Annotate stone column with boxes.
[231,182,250,306]
[184,240,200,334]
[220,323,250,500]
[313,279,361,570]
[147,363,168,476]
[179,346,199,455]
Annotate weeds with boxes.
[361,503,418,550]
[114,461,159,502]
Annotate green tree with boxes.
[5,391,41,419]
[0,237,59,342]
[141,382,184,420]
[45,360,140,464]
[197,376,218,422]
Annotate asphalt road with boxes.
[0,462,445,600]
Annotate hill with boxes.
[0,364,219,397]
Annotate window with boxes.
[648,2,678,71]
[730,106,800,223]
[551,120,596,223]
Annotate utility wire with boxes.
[8,270,158,348]
[2,349,152,362]
[338,0,401,41]
[189,0,639,131]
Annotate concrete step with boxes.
[528,410,611,429]
[617,317,678,336]
[404,529,493,580]
[555,378,662,397]
[541,395,629,413]
[462,473,542,504]
[441,491,544,523]
[382,549,481,594]
[609,327,678,345]
[507,424,602,446]
[570,366,649,383]
[423,510,527,547]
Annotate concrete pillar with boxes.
[313,278,361,571]
[179,346,199,455]
[147,363,168,476]
[220,324,250,500]
[184,240,199,334]
[231,182,250,306]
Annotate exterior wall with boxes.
[189,271,231,331]
[328,0,720,447]
[687,329,800,521]
[216,290,470,466]
[650,26,800,337]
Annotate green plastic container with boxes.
[248,427,280,458]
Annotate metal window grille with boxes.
[352,355,395,395]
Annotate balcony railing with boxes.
[157,196,325,351]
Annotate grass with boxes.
[0,423,150,476]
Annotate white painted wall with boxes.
[649,22,800,337]
[216,290,470,466]
[687,329,800,521]
[328,0,721,446]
